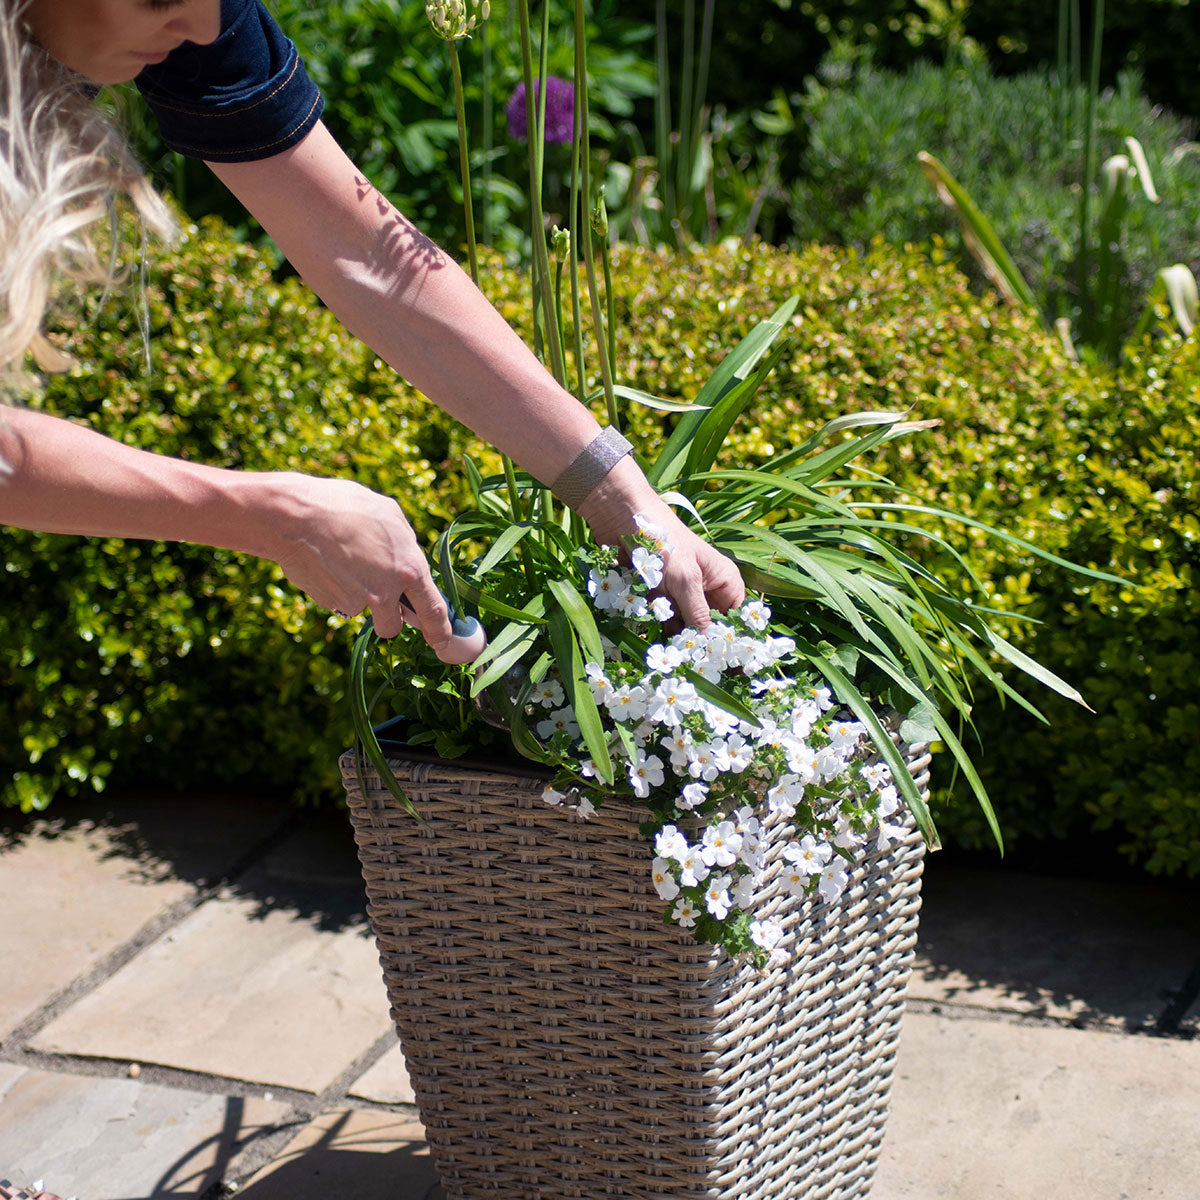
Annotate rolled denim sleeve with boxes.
[135,0,324,162]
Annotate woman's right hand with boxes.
[259,471,462,651]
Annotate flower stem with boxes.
[573,0,619,430]
[517,0,566,387]
[447,40,479,286]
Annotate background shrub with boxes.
[615,0,1200,125]
[786,60,1200,341]
[7,218,1198,878]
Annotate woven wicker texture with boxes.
[340,740,930,1200]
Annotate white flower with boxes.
[685,742,721,782]
[766,773,804,816]
[786,834,832,873]
[541,786,566,806]
[648,678,699,726]
[606,684,649,723]
[731,873,757,909]
[807,684,834,710]
[614,584,649,619]
[862,761,892,791]
[633,514,673,553]
[713,732,754,774]
[631,719,656,748]
[646,642,681,673]
[669,629,705,661]
[537,706,579,741]
[815,745,847,782]
[740,599,771,630]
[678,845,710,887]
[790,701,819,739]
[832,816,863,850]
[650,596,675,623]
[655,824,689,862]
[703,623,738,668]
[750,677,787,699]
[672,896,699,927]
[679,781,708,810]
[782,863,810,897]
[661,729,693,771]
[704,873,733,920]
[651,856,680,900]
[827,718,864,752]
[701,820,744,868]
[585,662,615,704]
[750,917,784,950]
[631,546,665,589]
[576,796,597,821]
[702,702,740,738]
[732,805,760,835]
[787,744,822,784]
[876,784,901,817]
[767,634,797,660]
[629,752,665,798]
[876,821,907,850]
[579,757,598,779]
[588,568,624,610]
[532,678,565,708]
[818,861,850,901]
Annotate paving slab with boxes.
[873,1011,1200,1199]
[29,815,392,1094]
[0,793,290,1041]
[238,1108,441,1200]
[0,1062,295,1200]
[348,1042,415,1106]
[910,862,1200,1027]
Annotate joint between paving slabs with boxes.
[194,1029,415,1198]
[0,810,305,1055]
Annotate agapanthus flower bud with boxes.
[590,186,609,238]
[425,0,490,40]
[551,225,571,264]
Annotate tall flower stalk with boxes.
[516,0,566,388]
[426,0,528,530]
[573,0,618,429]
[425,0,490,285]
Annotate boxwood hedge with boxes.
[5,218,1197,877]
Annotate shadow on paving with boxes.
[235,1110,443,1200]
[0,789,368,935]
[914,850,1200,1031]
[128,1097,305,1200]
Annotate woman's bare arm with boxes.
[207,122,745,625]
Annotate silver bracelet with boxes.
[551,426,634,508]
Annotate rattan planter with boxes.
[340,735,930,1200]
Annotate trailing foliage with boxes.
[6,220,1197,877]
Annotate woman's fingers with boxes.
[268,473,477,657]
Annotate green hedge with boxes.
[6,219,1198,877]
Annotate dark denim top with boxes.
[135,0,324,162]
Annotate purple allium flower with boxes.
[505,77,575,144]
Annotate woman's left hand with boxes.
[576,455,745,628]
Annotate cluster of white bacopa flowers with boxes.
[535,518,910,962]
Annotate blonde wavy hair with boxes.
[1,0,174,475]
